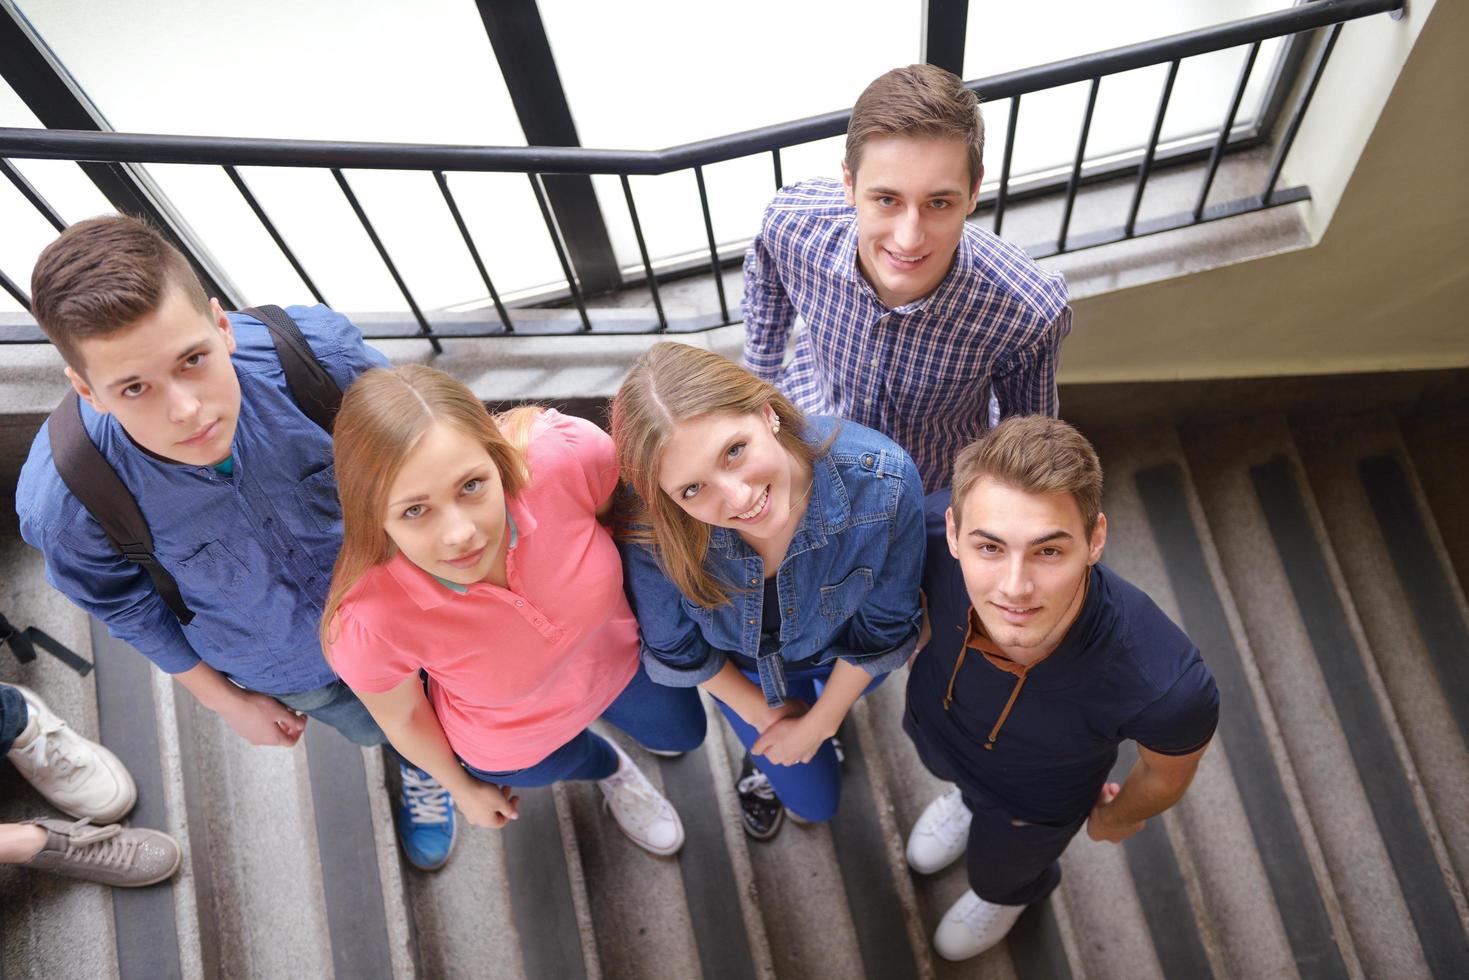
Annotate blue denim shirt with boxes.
[621,418,925,706]
[16,306,388,695]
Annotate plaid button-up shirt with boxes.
[742,178,1071,491]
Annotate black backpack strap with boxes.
[1,613,93,675]
[47,391,194,625]
[242,305,343,433]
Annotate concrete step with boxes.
[1398,404,1469,604]
[1180,413,1468,978]
[1291,411,1469,891]
[1090,424,1334,980]
[0,518,122,980]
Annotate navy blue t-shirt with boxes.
[905,491,1219,825]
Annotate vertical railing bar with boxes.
[2,158,66,232]
[1125,59,1180,238]
[1194,41,1262,221]
[433,171,513,334]
[224,165,330,307]
[771,148,784,191]
[527,172,592,333]
[993,96,1021,236]
[619,174,667,332]
[1058,77,1101,253]
[1,267,31,311]
[693,165,729,323]
[1263,24,1341,204]
[331,168,440,352]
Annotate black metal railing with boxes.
[0,0,1404,346]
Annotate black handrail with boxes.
[0,0,1406,345]
[0,0,1402,176]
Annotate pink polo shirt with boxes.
[329,410,640,771]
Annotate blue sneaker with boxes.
[396,764,455,871]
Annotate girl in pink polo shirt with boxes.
[321,365,703,860]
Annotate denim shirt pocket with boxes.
[174,540,247,590]
[818,567,874,622]
[294,464,342,533]
[173,540,256,646]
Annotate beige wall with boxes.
[1060,0,1469,384]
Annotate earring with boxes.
[771,417,781,434]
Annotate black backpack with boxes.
[46,305,343,625]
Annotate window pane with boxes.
[12,0,569,309]
[966,1,1291,184]
[543,0,922,272]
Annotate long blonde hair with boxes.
[611,342,824,608]
[320,365,539,652]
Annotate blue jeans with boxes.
[276,679,390,749]
[0,683,26,755]
[462,661,706,788]
[716,662,887,822]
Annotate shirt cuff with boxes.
[742,348,785,381]
[143,635,204,675]
[639,645,727,688]
[842,631,918,678]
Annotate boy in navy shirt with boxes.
[15,215,455,870]
[903,416,1218,960]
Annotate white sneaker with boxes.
[933,889,1026,961]
[907,785,972,874]
[598,740,684,856]
[6,685,136,823]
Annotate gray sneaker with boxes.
[21,817,181,888]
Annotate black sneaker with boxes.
[736,754,784,841]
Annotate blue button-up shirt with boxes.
[620,418,925,706]
[742,178,1072,492]
[16,306,388,695]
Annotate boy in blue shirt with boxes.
[903,416,1218,960]
[15,215,455,870]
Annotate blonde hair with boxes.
[320,365,538,652]
[612,343,825,608]
[951,416,1103,537]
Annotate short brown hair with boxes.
[951,416,1103,537]
[30,214,209,371]
[846,64,985,188]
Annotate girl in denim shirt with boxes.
[614,343,924,838]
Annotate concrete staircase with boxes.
[3,391,1468,980]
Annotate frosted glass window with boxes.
[13,0,569,310]
[542,0,923,274]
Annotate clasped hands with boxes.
[750,698,833,766]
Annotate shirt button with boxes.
[785,607,794,616]
[864,455,874,466]
[870,357,878,368]
[749,577,758,586]
[864,398,873,407]
[515,599,524,607]
[533,618,543,626]
[747,619,756,626]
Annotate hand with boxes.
[751,698,809,734]
[752,714,831,766]
[455,780,520,829]
[1086,782,1145,843]
[218,689,307,747]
